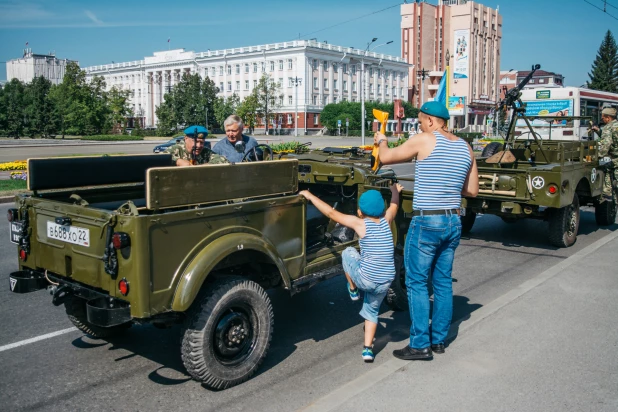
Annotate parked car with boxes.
[152,136,184,153]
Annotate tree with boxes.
[213,93,240,129]
[237,93,259,133]
[0,79,27,138]
[254,74,282,134]
[108,86,132,133]
[319,101,419,132]
[25,76,55,137]
[587,30,618,93]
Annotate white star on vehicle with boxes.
[532,176,545,189]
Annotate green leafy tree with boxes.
[108,86,132,133]
[320,101,418,132]
[213,93,240,128]
[0,79,27,138]
[237,93,259,133]
[254,74,282,134]
[25,76,55,137]
[587,30,618,93]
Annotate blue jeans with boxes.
[342,247,391,324]
[404,214,461,349]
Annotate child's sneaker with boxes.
[362,346,374,362]
[347,284,360,301]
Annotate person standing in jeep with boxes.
[374,101,478,361]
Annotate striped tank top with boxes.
[359,218,396,284]
[413,131,472,210]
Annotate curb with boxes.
[0,138,281,149]
[0,196,15,204]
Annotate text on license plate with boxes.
[47,221,90,247]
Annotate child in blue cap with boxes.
[299,183,403,362]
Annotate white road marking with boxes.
[0,327,78,353]
[300,228,618,412]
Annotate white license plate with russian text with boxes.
[46,222,90,247]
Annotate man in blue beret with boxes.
[165,125,228,166]
[374,101,479,361]
[212,115,259,162]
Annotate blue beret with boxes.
[359,190,385,217]
[420,101,450,120]
[184,125,208,138]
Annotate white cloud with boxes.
[84,10,103,26]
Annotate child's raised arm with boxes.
[384,183,403,224]
[299,190,365,236]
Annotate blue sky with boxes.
[0,0,616,87]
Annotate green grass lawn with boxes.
[0,179,27,195]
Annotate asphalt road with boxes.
[1,199,616,411]
[0,136,382,163]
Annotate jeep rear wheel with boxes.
[595,194,617,226]
[65,296,130,339]
[548,193,580,248]
[181,277,274,390]
[386,255,408,311]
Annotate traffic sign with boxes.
[338,119,342,126]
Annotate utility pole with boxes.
[417,67,429,106]
[292,77,302,136]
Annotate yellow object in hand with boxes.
[371,109,389,171]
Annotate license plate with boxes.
[9,221,23,244]
[46,221,90,247]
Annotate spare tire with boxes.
[481,142,504,158]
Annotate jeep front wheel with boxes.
[181,277,274,390]
[548,193,580,248]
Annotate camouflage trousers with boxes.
[603,164,618,197]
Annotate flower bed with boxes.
[0,160,27,171]
[10,171,28,180]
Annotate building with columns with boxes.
[84,40,410,133]
[401,0,502,129]
[7,49,77,86]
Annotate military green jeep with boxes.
[7,149,411,389]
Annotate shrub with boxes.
[80,135,144,141]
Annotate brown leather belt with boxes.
[412,208,460,217]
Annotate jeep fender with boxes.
[171,232,291,312]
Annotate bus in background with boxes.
[515,87,618,140]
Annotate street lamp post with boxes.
[360,38,392,146]
[417,67,430,107]
[292,77,302,136]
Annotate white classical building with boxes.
[84,40,410,133]
[7,49,77,86]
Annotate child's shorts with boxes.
[341,247,392,324]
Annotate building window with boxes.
[352,65,357,75]
[245,63,249,73]
[219,66,223,75]
[343,80,348,91]
[324,78,328,89]
[279,60,284,70]
[353,81,357,92]
[288,59,293,70]
[261,62,265,72]
[211,67,216,77]
[313,95,317,105]
[219,82,224,91]
[529,79,535,84]
[400,87,404,97]
[313,77,318,88]
[385,70,389,78]
[369,68,373,77]
[279,95,283,105]
[253,63,258,73]
[235,64,240,74]
[253,80,257,88]
[377,84,381,94]
[377,69,381,78]
[288,95,293,105]
[227,65,231,75]
[392,86,396,96]
[386,86,389,95]
[539,78,545,83]
[369,84,374,93]
[227,81,231,91]
[324,95,328,104]
[287,114,293,124]
[313,59,318,70]
[343,64,348,73]
[270,61,275,71]
[314,114,319,125]
[279,78,284,87]
[333,63,338,72]
[323,61,328,71]
[333,96,338,103]
[288,78,293,87]
[236,81,240,90]
[245,80,249,90]
[334,79,338,90]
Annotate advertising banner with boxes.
[453,29,470,79]
[517,99,574,126]
[448,96,466,115]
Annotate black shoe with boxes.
[392,345,433,360]
[431,343,445,354]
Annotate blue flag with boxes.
[435,68,447,106]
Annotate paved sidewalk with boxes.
[306,232,618,412]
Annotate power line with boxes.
[583,0,618,20]
[298,3,401,40]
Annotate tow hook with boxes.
[51,285,72,306]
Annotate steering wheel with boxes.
[241,144,274,162]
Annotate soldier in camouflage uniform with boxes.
[593,108,618,200]
[165,125,228,166]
